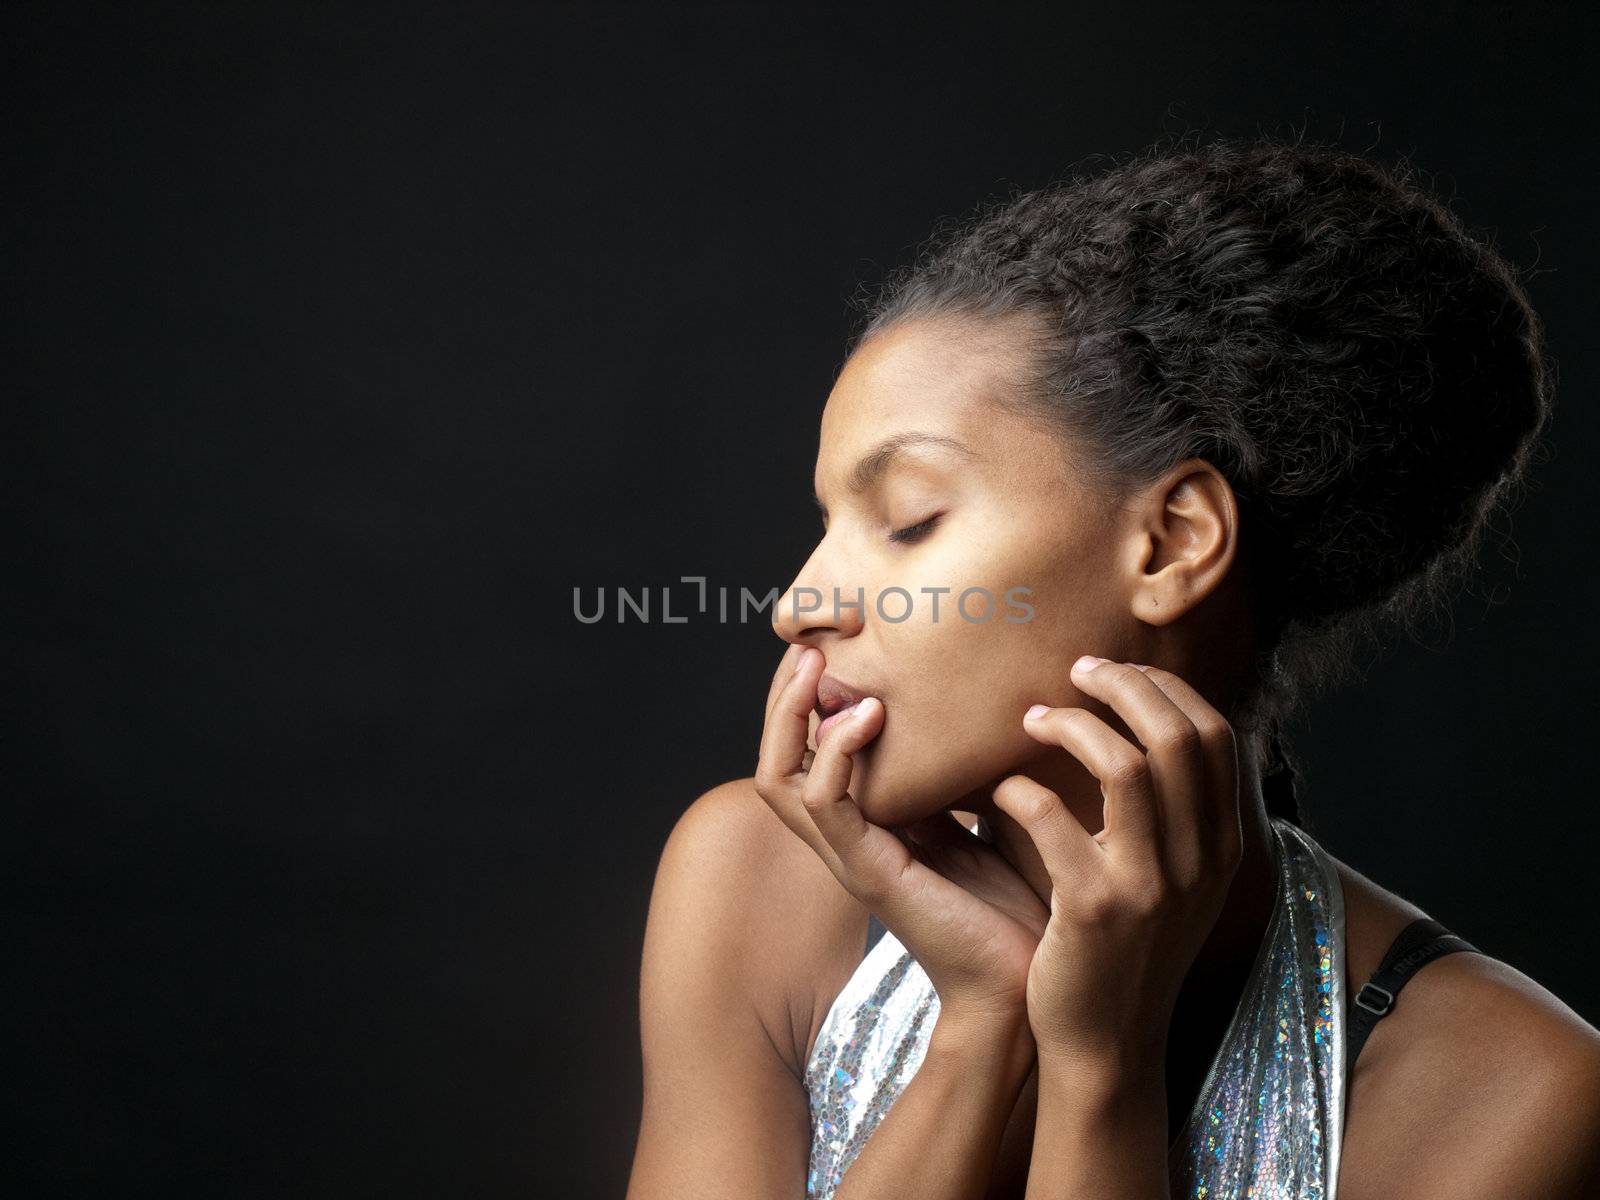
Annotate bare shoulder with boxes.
[648,776,869,1078]
[628,779,871,1197]
[1330,854,1600,1200]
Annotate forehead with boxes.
[817,318,1066,481]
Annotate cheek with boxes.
[940,623,1060,732]
[875,538,1082,713]
[893,551,1105,736]
[885,611,1055,765]
[845,521,1116,815]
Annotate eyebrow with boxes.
[813,431,975,512]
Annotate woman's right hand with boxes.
[753,643,1051,1030]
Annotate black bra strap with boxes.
[863,913,888,960]
[1346,916,1480,1070]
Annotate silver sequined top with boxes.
[802,815,1348,1200]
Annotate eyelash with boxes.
[888,515,940,545]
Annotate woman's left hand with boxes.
[993,656,1247,1073]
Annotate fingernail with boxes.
[854,697,879,719]
[1073,655,1105,675]
[1132,663,1152,672]
[794,648,813,674]
[1025,704,1050,720]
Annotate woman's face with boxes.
[773,317,1144,828]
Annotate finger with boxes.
[799,698,913,903]
[801,696,885,841]
[1065,657,1206,866]
[990,773,1102,906]
[753,647,827,845]
[1128,662,1242,865]
[1019,703,1161,871]
[789,701,1005,959]
[759,646,822,778]
[764,642,808,726]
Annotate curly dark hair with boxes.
[844,134,1556,834]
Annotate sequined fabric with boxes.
[802,816,1348,1200]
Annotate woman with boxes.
[626,137,1600,1199]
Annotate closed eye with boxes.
[888,515,941,545]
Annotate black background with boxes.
[8,2,1599,1195]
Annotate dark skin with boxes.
[627,317,1600,1199]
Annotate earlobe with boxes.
[1115,463,1236,629]
[1129,540,1208,628]
[1133,463,1242,626]
[1119,529,1180,627]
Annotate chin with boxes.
[845,741,988,829]
[848,715,1034,826]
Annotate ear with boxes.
[1123,458,1241,627]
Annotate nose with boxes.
[771,549,867,646]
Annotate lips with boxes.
[814,673,877,745]
[816,674,872,719]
